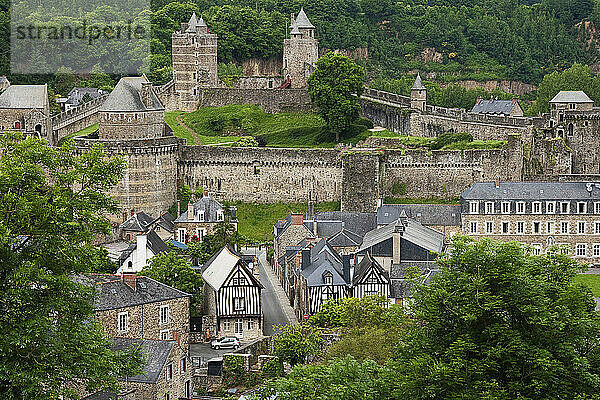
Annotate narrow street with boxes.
[243,247,297,336]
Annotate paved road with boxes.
[243,247,297,336]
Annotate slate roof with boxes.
[112,338,174,383]
[461,181,600,201]
[358,218,444,254]
[390,263,439,298]
[82,391,118,400]
[120,212,154,232]
[293,8,314,29]
[116,230,169,267]
[0,85,48,109]
[174,196,235,223]
[390,261,438,280]
[377,204,461,226]
[74,274,190,311]
[64,87,106,106]
[327,229,363,247]
[411,74,425,90]
[290,24,301,35]
[300,241,347,287]
[100,76,163,112]
[202,246,262,291]
[471,99,520,116]
[550,91,594,104]
[306,211,377,239]
[353,253,389,285]
[185,12,207,33]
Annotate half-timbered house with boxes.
[351,253,390,299]
[202,246,263,340]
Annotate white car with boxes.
[211,336,240,350]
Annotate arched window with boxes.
[127,261,133,270]
[14,121,21,129]
[568,123,574,136]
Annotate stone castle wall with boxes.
[197,87,311,113]
[178,146,343,203]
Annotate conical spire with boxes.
[197,15,207,27]
[185,12,199,33]
[294,8,314,29]
[411,73,425,90]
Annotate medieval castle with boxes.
[1,10,599,222]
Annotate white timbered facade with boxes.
[202,246,263,340]
[352,253,390,299]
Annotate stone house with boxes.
[201,246,263,340]
[56,87,107,111]
[389,261,439,306]
[173,192,238,243]
[76,274,193,400]
[0,84,51,142]
[471,97,524,117]
[461,181,600,264]
[356,211,445,272]
[82,338,192,400]
[119,211,175,242]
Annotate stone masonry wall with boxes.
[197,88,311,113]
[340,152,381,213]
[178,146,342,203]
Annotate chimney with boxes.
[290,213,303,226]
[342,254,351,283]
[137,234,147,268]
[172,330,181,346]
[122,210,127,222]
[393,221,404,265]
[301,249,311,270]
[377,197,383,209]
[203,189,209,198]
[177,200,181,216]
[291,13,295,25]
[295,251,302,269]
[495,178,500,189]
[188,202,195,221]
[130,208,135,217]
[141,82,153,109]
[476,97,482,104]
[122,272,137,291]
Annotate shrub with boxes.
[429,132,473,150]
[236,136,258,147]
[262,357,284,378]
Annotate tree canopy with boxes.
[307,52,366,142]
[0,134,143,399]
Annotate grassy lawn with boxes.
[228,201,340,242]
[166,110,245,146]
[179,105,371,148]
[574,274,600,297]
[58,123,98,145]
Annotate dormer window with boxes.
[199,210,205,222]
[532,202,541,214]
[516,202,525,214]
[577,202,587,214]
[485,202,494,214]
[323,272,333,285]
[217,210,224,222]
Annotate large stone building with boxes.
[282,8,319,88]
[0,84,51,142]
[461,181,600,264]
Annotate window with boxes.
[469,201,479,214]
[595,222,600,234]
[595,203,600,214]
[469,221,478,234]
[177,228,186,243]
[502,222,509,234]
[166,363,173,380]
[180,357,187,373]
[235,318,243,334]
[217,210,224,222]
[516,202,525,214]
[560,202,570,214]
[324,273,333,285]
[561,221,569,234]
[578,221,586,234]
[578,202,587,214]
[531,244,542,255]
[485,202,494,214]
[185,381,191,399]
[576,243,587,257]
[501,202,510,214]
[160,329,170,340]
[594,244,600,257]
[532,202,541,214]
[533,222,540,234]
[160,305,170,325]
[118,312,128,333]
[485,221,493,234]
[247,318,254,330]
[516,221,524,234]
[223,321,231,331]
[547,221,555,234]
[233,297,245,311]
[546,201,555,214]
[199,211,205,222]
[165,394,170,400]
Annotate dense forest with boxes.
[1,0,600,106]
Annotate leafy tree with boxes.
[309,294,402,329]
[139,251,204,314]
[391,236,600,399]
[272,323,323,367]
[307,52,365,142]
[0,134,143,399]
[186,222,245,265]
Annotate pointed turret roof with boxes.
[197,15,207,27]
[185,12,199,33]
[294,8,314,29]
[412,73,425,90]
[290,24,301,35]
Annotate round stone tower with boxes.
[78,75,182,221]
[283,8,319,89]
